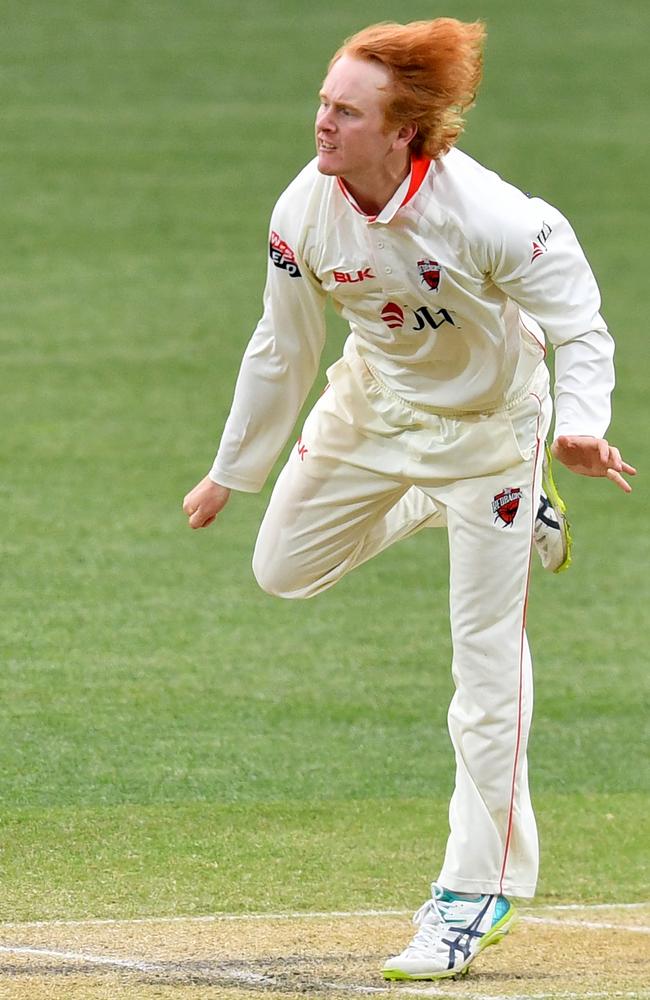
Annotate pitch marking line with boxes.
[0,908,408,929]
[523,915,649,934]
[0,901,647,930]
[0,947,273,987]
[533,902,648,911]
[0,944,160,973]
[0,944,648,1000]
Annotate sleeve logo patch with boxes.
[531,221,552,263]
[270,231,302,277]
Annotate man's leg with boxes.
[252,354,450,599]
[436,456,542,899]
[431,381,551,899]
[382,453,543,983]
[382,378,550,982]
[253,447,446,599]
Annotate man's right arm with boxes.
[183,189,328,528]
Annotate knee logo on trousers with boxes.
[492,487,523,526]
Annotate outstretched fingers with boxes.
[603,444,636,492]
[606,457,637,493]
[553,435,637,491]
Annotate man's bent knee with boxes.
[251,549,319,599]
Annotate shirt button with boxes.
[384,266,392,274]
[377,241,384,249]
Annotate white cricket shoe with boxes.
[382,884,517,981]
[534,445,572,573]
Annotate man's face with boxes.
[315,55,399,178]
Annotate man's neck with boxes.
[340,154,411,217]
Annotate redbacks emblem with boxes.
[492,487,523,526]
[417,259,442,292]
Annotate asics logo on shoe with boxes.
[442,896,492,969]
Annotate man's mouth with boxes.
[318,140,337,151]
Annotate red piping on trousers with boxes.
[499,394,543,893]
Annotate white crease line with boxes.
[322,983,387,996]
[0,945,276,986]
[394,987,649,1000]
[0,901,647,930]
[522,915,650,934]
[218,967,276,986]
[8,913,645,937]
[0,944,648,1000]
[397,993,647,1000]
[0,944,160,972]
[0,909,410,929]
[530,902,649,912]
[320,989,648,1000]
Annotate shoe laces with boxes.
[408,885,456,950]
[413,895,443,927]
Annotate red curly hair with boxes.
[331,18,486,159]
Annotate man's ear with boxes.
[393,122,418,150]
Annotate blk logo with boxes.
[334,267,375,284]
[296,436,308,461]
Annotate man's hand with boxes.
[551,435,637,493]
[182,476,231,528]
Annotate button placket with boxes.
[373,231,392,281]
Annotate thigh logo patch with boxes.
[492,487,523,526]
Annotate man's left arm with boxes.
[489,200,636,491]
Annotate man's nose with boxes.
[317,107,335,130]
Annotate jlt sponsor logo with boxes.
[269,231,302,277]
[531,221,552,263]
[492,487,523,526]
[334,267,375,284]
[381,301,456,332]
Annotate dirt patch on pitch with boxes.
[0,906,648,999]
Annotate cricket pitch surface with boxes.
[0,903,648,1000]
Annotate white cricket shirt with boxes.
[211,149,615,492]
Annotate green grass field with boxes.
[1,0,648,928]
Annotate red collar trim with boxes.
[336,155,431,221]
[402,155,431,207]
[336,177,375,220]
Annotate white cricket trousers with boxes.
[253,349,551,899]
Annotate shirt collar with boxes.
[337,155,431,224]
